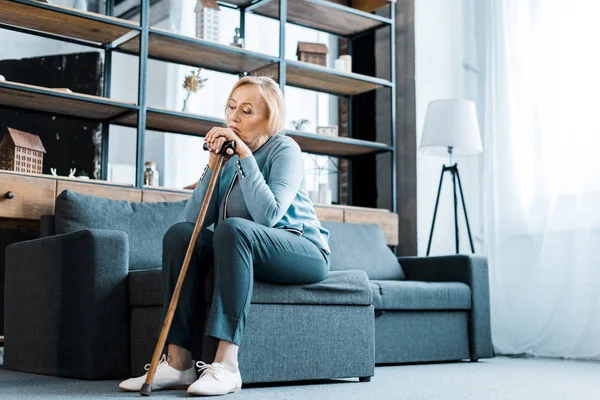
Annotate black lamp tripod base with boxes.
[426,163,475,256]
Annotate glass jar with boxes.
[143,161,159,186]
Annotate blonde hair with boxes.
[225,76,286,135]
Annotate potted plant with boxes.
[290,119,311,132]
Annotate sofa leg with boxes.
[359,376,372,382]
[470,358,479,362]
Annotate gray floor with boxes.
[2,348,600,399]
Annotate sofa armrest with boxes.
[40,214,56,237]
[398,255,494,360]
[4,229,130,379]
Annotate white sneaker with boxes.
[118,354,197,392]
[187,361,242,396]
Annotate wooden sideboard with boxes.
[0,170,398,245]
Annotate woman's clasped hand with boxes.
[204,127,249,170]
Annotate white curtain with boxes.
[478,0,600,359]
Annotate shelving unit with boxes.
[117,28,278,75]
[0,0,397,212]
[256,60,391,96]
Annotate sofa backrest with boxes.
[54,190,187,271]
[321,220,406,280]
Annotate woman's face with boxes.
[227,85,269,144]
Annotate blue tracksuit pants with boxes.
[161,217,329,349]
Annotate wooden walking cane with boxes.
[140,140,236,396]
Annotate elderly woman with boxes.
[119,76,331,396]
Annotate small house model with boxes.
[0,127,46,174]
[296,42,328,67]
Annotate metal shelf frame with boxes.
[1,0,397,211]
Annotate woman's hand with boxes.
[205,127,251,170]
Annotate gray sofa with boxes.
[3,190,493,383]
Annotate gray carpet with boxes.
[2,347,600,399]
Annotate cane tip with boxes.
[140,383,152,396]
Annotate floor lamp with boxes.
[419,99,483,255]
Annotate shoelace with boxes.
[144,354,168,372]
[196,361,226,382]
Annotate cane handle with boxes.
[203,140,236,154]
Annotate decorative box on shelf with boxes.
[317,126,339,137]
[296,42,328,67]
[326,0,396,13]
[352,0,396,13]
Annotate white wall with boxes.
[414,0,483,255]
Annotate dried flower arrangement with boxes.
[182,68,208,111]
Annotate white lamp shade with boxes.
[419,99,483,156]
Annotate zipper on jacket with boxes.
[223,173,237,220]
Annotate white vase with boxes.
[339,55,352,73]
[308,190,320,203]
[318,183,332,205]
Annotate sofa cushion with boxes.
[251,270,372,306]
[129,269,372,307]
[370,280,471,310]
[55,190,186,271]
[321,220,406,280]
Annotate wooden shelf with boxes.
[0,0,139,45]
[246,0,391,37]
[118,28,277,74]
[0,81,137,120]
[143,185,192,194]
[284,130,392,157]
[0,169,134,187]
[115,107,392,157]
[116,107,224,137]
[255,61,391,96]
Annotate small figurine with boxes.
[231,27,243,48]
[68,168,76,178]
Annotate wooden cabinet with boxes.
[142,188,192,203]
[0,173,55,219]
[56,180,141,202]
[344,208,398,246]
[314,206,344,222]
[0,172,398,246]
[315,205,398,246]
